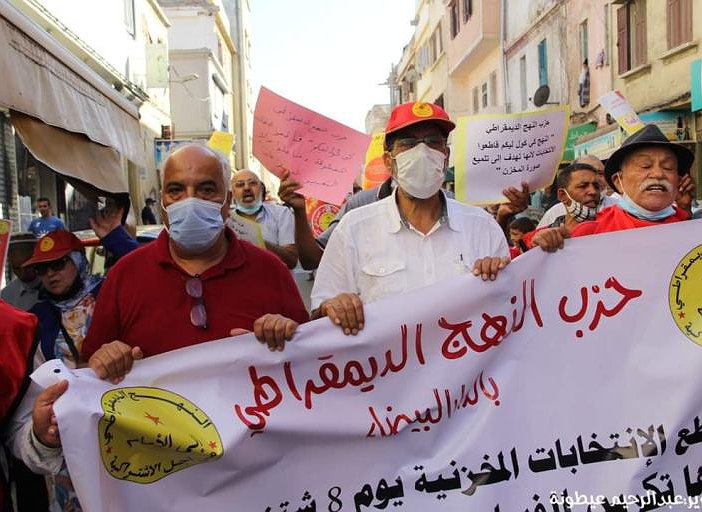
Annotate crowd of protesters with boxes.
[0,101,699,511]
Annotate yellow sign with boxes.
[669,244,702,345]
[207,131,234,157]
[362,132,390,190]
[98,387,223,484]
[411,102,434,118]
[0,219,9,235]
[39,236,55,252]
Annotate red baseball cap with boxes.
[22,230,84,267]
[385,102,456,137]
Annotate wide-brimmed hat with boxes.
[604,124,694,189]
[385,102,455,138]
[22,230,84,267]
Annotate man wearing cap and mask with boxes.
[309,102,510,335]
[532,124,696,251]
[81,143,309,384]
[230,168,298,269]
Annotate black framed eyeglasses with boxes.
[34,256,71,276]
[394,135,447,151]
[185,277,207,329]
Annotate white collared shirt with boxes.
[311,190,509,308]
[239,203,295,246]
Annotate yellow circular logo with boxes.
[0,221,9,235]
[39,237,55,252]
[411,102,434,118]
[98,387,223,484]
[669,244,702,345]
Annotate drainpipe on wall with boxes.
[500,0,510,113]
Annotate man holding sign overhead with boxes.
[310,102,510,335]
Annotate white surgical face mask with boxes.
[236,193,263,215]
[615,174,675,221]
[165,197,226,253]
[392,143,446,199]
[563,190,598,222]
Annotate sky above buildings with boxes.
[251,0,416,133]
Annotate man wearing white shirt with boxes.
[230,169,298,269]
[536,155,617,228]
[311,102,510,335]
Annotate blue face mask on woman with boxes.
[165,197,226,252]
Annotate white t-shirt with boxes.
[311,190,509,308]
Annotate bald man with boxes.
[230,169,298,269]
[81,144,309,383]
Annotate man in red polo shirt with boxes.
[82,144,309,383]
[531,124,696,251]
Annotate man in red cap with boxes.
[309,102,510,335]
[531,124,696,251]
[278,106,528,271]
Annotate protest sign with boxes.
[37,221,702,511]
[598,91,644,135]
[305,197,340,237]
[226,213,264,248]
[0,219,10,279]
[454,108,568,205]
[362,132,390,190]
[207,131,234,157]
[252,87,371,205]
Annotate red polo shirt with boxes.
[81,229,309,359]
[570,205,689,237]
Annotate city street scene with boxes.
[0,0,701,511]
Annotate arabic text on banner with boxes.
[454,108,568,205]
[36,221,702,511]
[598,91,644,135]
[252,87,371,205]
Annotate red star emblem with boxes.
[144,412,162,425]
[679,311,686,319]
[208,440,218,449]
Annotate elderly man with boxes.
[536,155,618,228]
[230,169,298,269]
[533,124,696,251]
[310,102,510,335]
[81,144,309,383]
[1,233,40,311]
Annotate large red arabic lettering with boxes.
[233,366,284,431]
[440,279,543,361]
[587,276,643,331]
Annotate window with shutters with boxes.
[579,19,589,64]
[472,86,480,113]
[449,1,460,39]
[519,56,528,111]
[481,82,488,108]
[463,0,473,23]
[538,39,548,86]
[667,0,693,49]
[617,0,647,75]
[489,71,497,107]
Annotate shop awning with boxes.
[11,111,128,194]
[0,3,145,167]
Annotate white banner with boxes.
[34,221,702,512]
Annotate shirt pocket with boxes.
[358,259,406,304]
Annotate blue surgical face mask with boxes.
[165,197,226,252]
[615,174,675,221]
[236,196,263,215]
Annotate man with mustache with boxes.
[532,124,696,251]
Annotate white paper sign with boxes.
[454,108,568,205]
[37,221,702,511]
[226,213,265,248]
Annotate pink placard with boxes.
[253,87,371,205]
